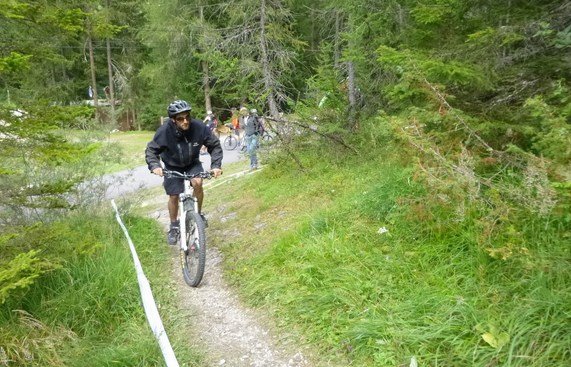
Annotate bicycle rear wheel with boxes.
[181,211,206,287]
[223,135,238,150]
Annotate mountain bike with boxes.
[223,133,239,150]
[163,170,212,287]
[223,128,246,151]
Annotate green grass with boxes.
[202,143,571,366]
[58,129,154,175]
[4,131,567,366]
[0,209,205,366]
[106,131,155,172]
[93,130,154,174]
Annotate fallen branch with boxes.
[265,116,358,153]
[263,117,305,170]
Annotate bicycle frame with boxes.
[178,181,198,252]
[162,169,211,287]
[222,127,246,151]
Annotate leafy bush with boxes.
[41,105,95,129]
[524,95,571,164]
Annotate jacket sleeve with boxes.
[145,138,163,171]
[204,131,223,169]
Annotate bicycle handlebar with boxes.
[163,170,213,180]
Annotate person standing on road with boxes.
[230,107,240,130]
[243,108,263,170]
[145,100,223,245]
[238,106,248,141]
[204,110,218,136]
[201,110,218,155]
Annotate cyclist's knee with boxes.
[191,178,203,189]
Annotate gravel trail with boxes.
[154,208,315,367]
[112,146,324,366]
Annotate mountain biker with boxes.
[243,108,263,170]
[145,100,223,245]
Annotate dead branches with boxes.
[264,116,358,153]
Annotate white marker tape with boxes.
[111,199,179,367]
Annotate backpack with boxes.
[257,118,265,135]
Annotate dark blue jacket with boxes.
[145,118,223,170]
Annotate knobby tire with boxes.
[223,135,238,150]
[181,211,207,287]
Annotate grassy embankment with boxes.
[199,135,570,366]
[2,129,568,366]
[0,131,206,366]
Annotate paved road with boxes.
[99,148,244,199]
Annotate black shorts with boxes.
[163,162,204,196]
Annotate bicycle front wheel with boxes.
[181,211,207,287]
[223,135,238,150]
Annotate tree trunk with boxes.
[259,0,279,118]
[134,107,141,130]
[202,60,212,113]
[347,60,357,129]
[199,6,212,113]
[88,34,99,121]
[106,38,116,118]
[334,11,342,70]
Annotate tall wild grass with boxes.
[209,135,570,366]
[0,210,203,366]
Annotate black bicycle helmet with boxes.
[167,100,192,118]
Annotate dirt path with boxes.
[153,208,316,367]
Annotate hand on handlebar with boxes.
[211,168,223,178]
[152,167,164,177]
[161,169,219,179]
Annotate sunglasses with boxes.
[175,114,190,122]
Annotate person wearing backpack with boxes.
[243,108,262,170]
